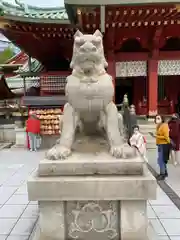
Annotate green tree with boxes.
[0,47,14,64]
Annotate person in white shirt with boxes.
[130,125,148,162]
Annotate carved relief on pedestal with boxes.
[67,201,119,240]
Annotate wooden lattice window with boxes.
[40,75,67,93]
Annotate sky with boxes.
[6,0,64,7]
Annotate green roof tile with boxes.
[0,0,70,24]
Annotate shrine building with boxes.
[1,0,180,116]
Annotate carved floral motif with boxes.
[68,202,118,239]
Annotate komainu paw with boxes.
[110,144,136,159]
[46,146,71,160]
[110,146,123,158]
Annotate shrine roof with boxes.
[15,57,44,74]
[0,0,69,24]
[65,0,180,5]
[5,57,43,89]
[6,52,28,65]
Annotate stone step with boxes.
[142,135,155,142]
[139,126,156,131]
[147,145,156,149]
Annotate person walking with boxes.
[168,114,180,165]
[26,114,41,151]
[150,115,170,180]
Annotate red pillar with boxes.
[107,50,116,89]
[147,59,158,116]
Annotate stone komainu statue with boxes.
[46,30,134,160]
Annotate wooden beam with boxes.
[159,51,180,59]
[115,51,180,61]
[0,19,10,29]
[115,52,149,61]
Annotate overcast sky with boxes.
[6,0,64,7]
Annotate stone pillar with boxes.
[107,51,116,101]
[105,27,116,101]
[120,200,147,240]
[14,127,26,148]
[147,59,158,117]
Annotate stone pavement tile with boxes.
[152,205,180,219]
[29,201,38,206]
[166,179,180,192]
[150,219,167,236]
[159,237,170,240]
[0,149,45,165]
[15,186,27,195]
[3,176,26,187]
[6,164,24,170]
[0,205,27,219]
[6,195,29,205]
[160,219,180,236]
[0,174,14,186]
[21,205,38,219]
[0,187,18,205]
[149,187,173,206]
[0,219,18,235]
[0,236,7,240]
[170,237,180,240]
[147,205,157,219]
[6,235,29,240]
[10,218,37,236]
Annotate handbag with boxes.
[170,139,176,149]
[36,135,42,149]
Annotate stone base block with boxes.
[30,201,158,240]
[28,167,156,201]
[38,155,144,176]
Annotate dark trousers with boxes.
[158,145,166,174]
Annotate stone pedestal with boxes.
[14,127,26,147]
[27,152,157,240]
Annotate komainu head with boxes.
[70,30,108,75]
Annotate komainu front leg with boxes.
[105,102,135,158]
[46,103,78,160]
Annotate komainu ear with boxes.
[93,29,102,38]
[74,30,83,38]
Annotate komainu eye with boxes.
[75,37,85,46]
[92,37,101,45]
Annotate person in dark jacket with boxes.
[26,114,41,151]
[177,94,180,117]
[168,114,180,165]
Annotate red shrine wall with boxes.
[113,52,180,115]
[133,77,146,115]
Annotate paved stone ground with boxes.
[0,149,45,240]
[148,149,180,197]
[0,148,180,240]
